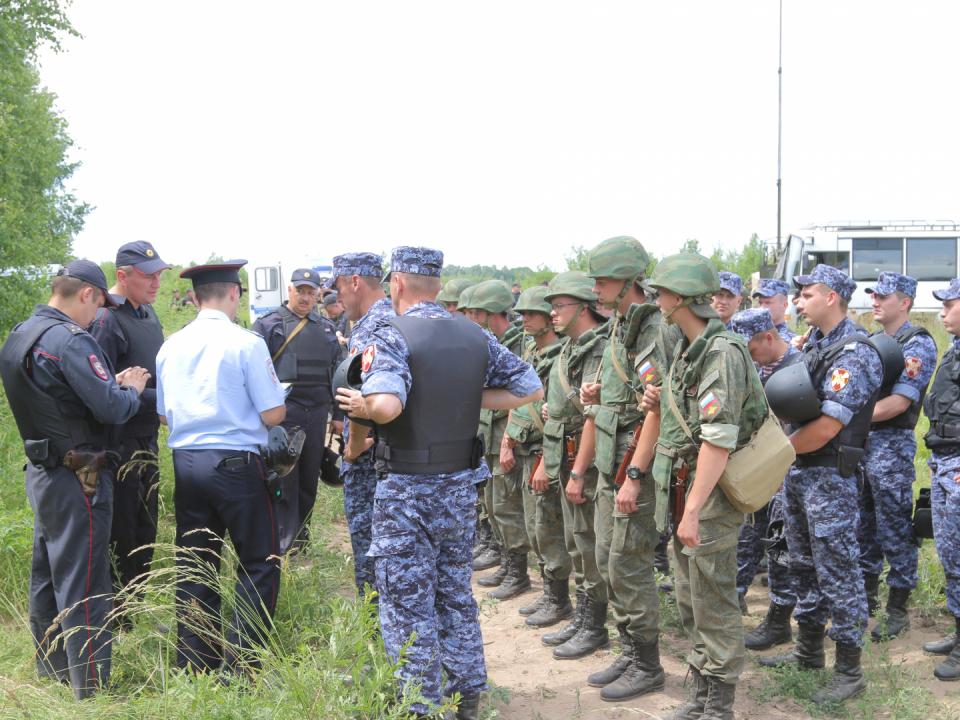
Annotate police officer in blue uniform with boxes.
[88,241,171,602]
[157,260,287,677]
[328,252,395,602]
[0,260,147,699]
[336,247,542,719]
[252,268,341,554]
[712,271,743,329]
[760,265,883,705]
[859,272,937,639]
[753,278,797,341]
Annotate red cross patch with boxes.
[361,344,376,372]
[89,354,108,380]
[830,368,850,392]
[905,357,922,378]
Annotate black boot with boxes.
[527,577,575,628]
[934,618,960,680]
[473,536,502,572]
[445,693,480,720]
[541,590,585,646]
[519,563,546,616]
[758,621,825,669]
[552,597,610,660]
[871,586,911,641]
[699,676,736,720]
[744,602,794,651]
[476,549,508,587]
[812,642,867,704]
[587,624,633,688]
[663,667,709,720]
[659,576,675,593]
[472,520,491,560]
[488,553,532,600]
[863,572,881,617]
[600,638,666,702]
[654,534,670,574]
[738,592,748,616]
[923,624,958,656]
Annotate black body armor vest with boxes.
[0,317,114,461]
[374,313,488,475]
[870,325,932,431]
[924,343,960,448]
[275,306,333,406]
[109,302,164,435]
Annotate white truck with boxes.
[248,255,333,325]
[768,220,959,314]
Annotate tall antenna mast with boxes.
[777,0,783,252]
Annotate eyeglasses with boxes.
[550,301,581,312]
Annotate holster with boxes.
[671,464,688,521]
[837,445,864,479]
[528,452,543,487]
[614,422,643,487]
[63,449,107,497]
[564,435,578,467]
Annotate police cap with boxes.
[57,260,118,307]
[116,241,171,276]
[180,260,247,288]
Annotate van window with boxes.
[255,267,278,292]
[802,251,850,277]
[907,238,957,282]
[851,238,902,281]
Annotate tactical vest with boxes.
[374,313,488,474]
[505,336,561,449]
[109,302,164,436]
[870,324,932,431]
[0,317,115,461]
[276,306,333,406]
[924,342,960,448]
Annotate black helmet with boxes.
[333,352,364,395]
[260,425,306,478]
[763,361,822,424]
[321,435,345,488]
[865,333,906,388]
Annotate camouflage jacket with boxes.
[480,321,529,456]
[505,335,564,455]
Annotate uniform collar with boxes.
[34,304,75,323]
[280,301,321,323]
[402,301,447,317]
[680,318,727,363]
[892,319,912,335]
[197,308,231,322]
[811,316,854,350]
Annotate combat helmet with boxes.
[647,253,721,324]
[461,280,514,314]
[544,271,601,333]
[436,278,475,306]
[513,286,554,336]
[587,236,652,310]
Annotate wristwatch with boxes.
[570,471,585,480]
[625,465,642,480]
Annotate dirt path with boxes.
[473,573,960,720]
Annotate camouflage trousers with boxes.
[369,481,486,714]
[555,463,606,602]
[783,465,868,646]
[597,428,660,643]
[929,450,960,617]
[526,454,573,581]
[492,451,531,556]
[342,466,378,602]
[674,484,745,684]
[736,490,797,607]
[858,428,919,590]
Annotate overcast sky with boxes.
[37,0,960,272]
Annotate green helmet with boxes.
[587,236,650,279]
[513,286,552,316]
[647,253,720,324]
[436,278,475,305]
[457,284,476,310]
[544,271,598,306]
[461,279,513,313]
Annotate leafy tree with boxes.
[565,245,589,272]
[679,238,702,255]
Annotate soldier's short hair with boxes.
[51,275,99,300]
[895,291,914,311]
[194,281,237,304]
[397,272,441,296]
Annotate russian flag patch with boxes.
[699,392,721,418]
[638,360,658,385]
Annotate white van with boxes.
[248,255,333,324]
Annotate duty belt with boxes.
[793,453,839,469]
[929,422,960,439]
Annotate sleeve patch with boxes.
[699,391,721,418]
[905,357,922,378]
[361,344,376,372]
[638,360,659,385]
[89,354,109,380]
[830,368,851,392]
[266,357,280,387]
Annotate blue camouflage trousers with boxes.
[929,450,960,617]
[736,490,797,607]
[369,482,486,713]
[858,428,919,589]
[783,465,868,645]
[342,466,378,601]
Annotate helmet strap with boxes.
[662,296,695,325]
[553,302,584,334]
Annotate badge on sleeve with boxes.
[638,360,658,385]
[361,344,376,372]
[905,357,922,378]
[266,357,280,387]
[89,354,108,380]
[831,368,851,392]
[699,392,721,418]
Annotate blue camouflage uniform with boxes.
[753,278,797,341]
[361,247,541,714]
[783,267,882,646]
[718,272,743,330]
[859,273,937,591]
[329,252,394,601]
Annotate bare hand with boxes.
[566,475,585,504]
[580,382,601,406]
[504,436,520,450]
[499,445,516,472]
[329,420,344,436]
[532,462,549,492]
[336,388,369,419]
[791,334,807,350]
[616,477,640,514]
[641,385,661,415]
[541,402,549,422]
[343,437,374,463]
[119,366,150,394]
[677,509,700,548]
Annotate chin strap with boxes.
[603,272,645,310]
[662,294,713,325]
[553,302,584,334]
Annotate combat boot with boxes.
[519,563,546,616]
[587,624,633,687]
[444,693,480,720]
[812,642,867,704]
[863,572,881,617]
[472,520,491,560]
[923,618,958,655]
[871,586,911,641]
[663,667,709,720]
[934,618,960,680]
[541,590,585,645]
[738,592,748,616]
[699,675,736,720]
[744,602,794,651]
[527,577,574,628]
[654,535,671,574]
[476,549,508,586]
[600,638,666,702]
[472,536,502,572]
[758,621,825,669]
[553,597,610,659]
[488,553,531,600]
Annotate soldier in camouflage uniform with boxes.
[576,236,682,701]
[336,246,542,719]
[752,278,796,341]
[711,272,743,329]
[530,272,612,658]
[436,278,476,314]
[503,285,573,625]
[629,254,768,720]
[760,265,883,706]
[860,272,937,640]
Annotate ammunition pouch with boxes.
[63,449,107,497]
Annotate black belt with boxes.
[930,422,960,439]
[793,454,838,469]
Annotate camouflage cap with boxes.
[544,271,599,306]
[932,278,960,302]
[753,278,791,298]
[386,246,443,280]
[513,286,553,316]
[435,277,476,304]
[718,271,743,296]
[647,253,721,299]
[795,264,856,302]
[730,308,775,341]
[587,236,651,280]
[459,279,514,313]
[864,271,918,299]
[332,252,383,280]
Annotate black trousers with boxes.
[111,434,160,594]
[172,448,281,674]
[278,402,328,554]
[27,462,114,699]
